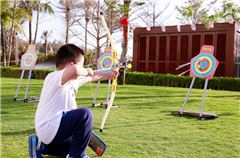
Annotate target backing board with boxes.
[190,45,219,79]
[20,44,37,70]
[199,45,214,55]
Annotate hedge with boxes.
[1,67,240,91]
[0,67,53,79]
[125,72,240,91]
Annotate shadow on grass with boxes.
[0,111,10,114]
[170,114,218,121]
[43,154,97,158]
[92,119,166,131]
[208,95,240,98]
[1,101,38,110]
[218,112,236,116]
[78,94,204,102]
[1,128,35,136]
[159,110,214,121]
[94,111,221,131]
[122,100,200,109]
[93,114,197,131]
[44,156,63,158]
[166,110,221,121]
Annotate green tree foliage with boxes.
[176,0,211,24]
[177,0,240,28]
[1,1,30,66]
[1,0,54,66]
[216,0,240,22]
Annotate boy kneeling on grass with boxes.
[29,44,118,158]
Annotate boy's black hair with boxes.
[56,44,84,68]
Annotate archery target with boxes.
[21,45,37,70]
[21,50,37,70]
[97,53,113,73]
[24,53,35,67]
[191,53,218,79]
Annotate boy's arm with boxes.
[62,64,91,85]
[90,69,118,82]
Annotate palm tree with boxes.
[18,0,54,44]
[58,0,75,44]
[1,1,12,66]
[4,0,17,66]
[41,30,52,58]
[1,0,30,66]
[33,0,54,44]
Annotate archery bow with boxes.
[99,12,119,132]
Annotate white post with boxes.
[24,70,32,101]
[14,70,25,101]
[199,79,209,117]
[180,77,196,114]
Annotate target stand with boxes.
[92,80,119,109]
[14,44,39,103]
[172,45,219,120]
[92,80,112,108]
[92,47,119,109]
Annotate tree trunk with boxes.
[153,2,155,26]
[95,0,100,61]
[66,20,69,44]
[45,38,48,58]
[120,0,131,85]
[110,5,113,35]
[1,21,6,66]
[13,31,19,65]
[65,3,70,44]
[29,18,32,44]
[4,29,10,66]
[7,0,17,66]
[33,0,41,44]
[85,19,89,54]
[84,4,90,54]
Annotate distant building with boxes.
[132,23,240,77]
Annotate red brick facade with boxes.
[133,23,239,77]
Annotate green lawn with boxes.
[1,77,240,158]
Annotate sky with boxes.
[21,0,182,42]
[20,0,240,58]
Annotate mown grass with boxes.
[1,77,240,158]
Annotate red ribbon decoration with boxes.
[120,16,128,44]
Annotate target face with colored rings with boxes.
[97,53,113,73]
[190,53,218,79]
[24,53,35,67]
[21,51,37,70]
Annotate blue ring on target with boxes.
[97,53,113,73]
[191,53,216,78]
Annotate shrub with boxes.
[1,67,239,91]
[0,67,53,79]
[125,71,240,91]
